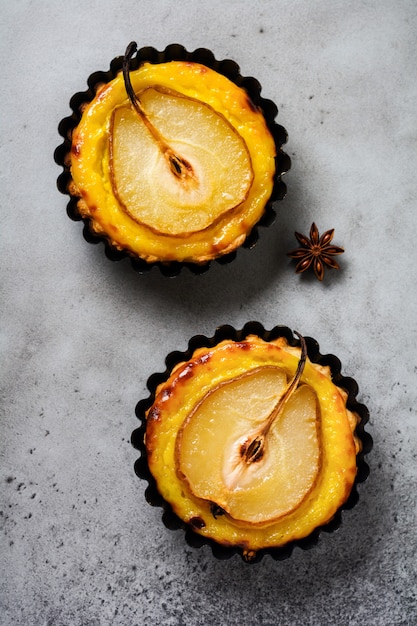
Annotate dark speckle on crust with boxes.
[234,341,251,351]
[178,363,195,381]
[71,143,81,158]
[161,387,173,402]
[178,353,212,381]
[189,516,206,529]
[245,95,258,113]
[148,406,161,422]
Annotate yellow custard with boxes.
[69,61,276,264]
[145,335,360,554]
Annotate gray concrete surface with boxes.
[1,1,416,624]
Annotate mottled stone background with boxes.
[1,1,416,624]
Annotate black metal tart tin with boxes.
[131,322,372,563]
[54,44,291,276]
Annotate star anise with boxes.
[287,223,344,281]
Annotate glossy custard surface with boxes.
[70,61,276,263]
[146,336,360,551]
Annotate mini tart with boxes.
[132,323,372,563]
[55,45,290,276]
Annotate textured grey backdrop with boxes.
[1,1,416,624]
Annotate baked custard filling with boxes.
[70,61,276,264]
[145,335,360,552]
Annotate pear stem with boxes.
[122,42,146,118]
[242,332,307,464]
[122,41,194,181]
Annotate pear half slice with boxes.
[176,366,321,525]
[109,87,254,236]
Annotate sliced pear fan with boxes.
[176,366,321,525]
[110,87,253,236]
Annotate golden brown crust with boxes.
[69,61,276,265]
[145,336,359,550]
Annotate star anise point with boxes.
[287,223,344,281]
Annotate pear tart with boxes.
[132,323,372,563]
[55,44,290,275]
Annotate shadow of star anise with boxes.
[287,223,344,281]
